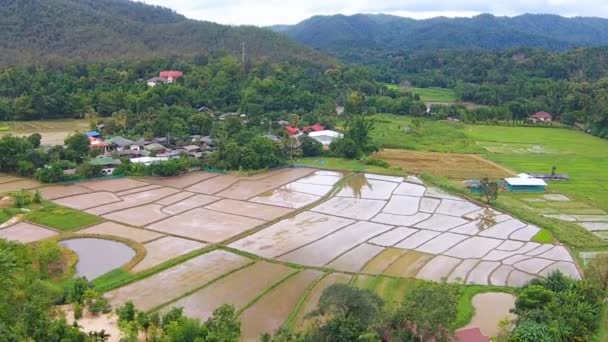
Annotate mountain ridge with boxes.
[0,0,332,66]
[270,13,608,60]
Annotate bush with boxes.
[149,157,191,176]
[16,160,36,177]
[362,157,389,168]
[300,136,323,157]
[35,164,64,183]
[74,303,83,320]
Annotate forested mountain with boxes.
[0,0,331,66]
[271,14,608,61]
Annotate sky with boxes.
[139,0,608,26]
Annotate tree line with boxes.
[372,47,608,137]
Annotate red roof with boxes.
[456,328,488,342]
[285,126,300,135]
[159,71,183,80]
[531,111,552,119]
[310,124,326,132]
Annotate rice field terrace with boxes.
[0,167,584,340]
[0,119,89,145]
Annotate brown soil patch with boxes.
[167,261,296,321]
[374,149,513,180]
[60,305,121,342]
[105,250,251,311]
[239,270,324,341]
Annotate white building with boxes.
[308,130,343,146]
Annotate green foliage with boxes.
[531,229,554,244]
[300,136,323,157]
[35,163,64,183]
[361,157,389,168]
[479,177,499,204]
[394,282,460,341]
[370,115,484,153]
[26,203,101,231]
[510,320,553,342]
[317,284,385,326]
[16,160,35,177]
[0,240,86,340]
[116,302,240,342]
[331,115,378,159]
[585,253,608,296]
[0,0,330,67]
[64,133,90,162]
[277,14,608,57]
[512,271,603,341]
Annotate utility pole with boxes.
[241,41,246,65]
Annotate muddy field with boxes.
[239,270,323,341]
[167,261,296,321]
[105,250,252,311]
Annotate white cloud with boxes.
[139,0,608,26]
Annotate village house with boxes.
[530,111,552,122]
[89,155,122,176]
[308,130,343,147]
[144,142,168,155]
[106,136,138,151]
[504,173,547,192]
[147,70,184,87]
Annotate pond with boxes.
[60,238,135,280]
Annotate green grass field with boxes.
[26,203,101,231]
[464,125,608,212]
[412,87,457,103]
[383,84,457,103]
[371,114,484,153]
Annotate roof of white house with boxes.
[130,157,168,165]
[505,177,548,187]
[308,130,343,138]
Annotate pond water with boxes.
[60,238,135,280]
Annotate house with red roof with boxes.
[302,124,326,133]
[530,111,552,122]
[147,71,184,86]
[285,126,301,136]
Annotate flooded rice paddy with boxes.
[30,168,583,338]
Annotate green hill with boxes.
[271,13,608,61]
[0,0,331,66]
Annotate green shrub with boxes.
[362,157,389,168]
[16,160,36,177]
[300,136,323,157]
